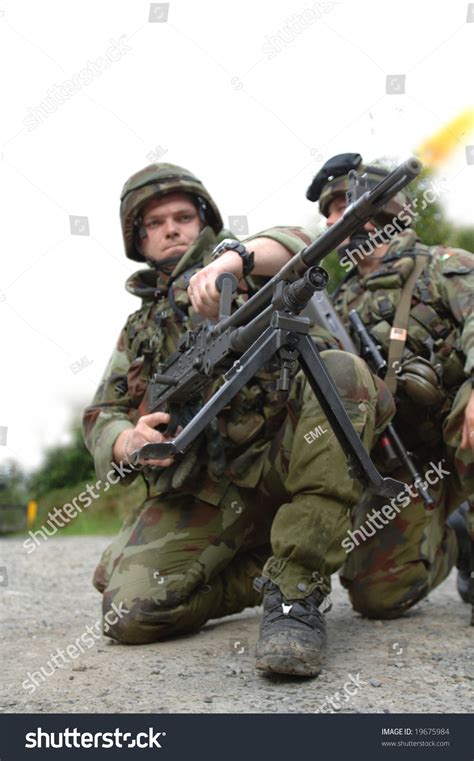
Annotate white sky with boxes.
[1,0,473,471]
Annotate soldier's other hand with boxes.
[113,412,177,468]
[188,251,244,319]
[460,390,474,454]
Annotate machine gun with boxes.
[131,158,422,500]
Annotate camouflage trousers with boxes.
[93,350,394,644]
[94,362,474,643]
[340,379,474,618]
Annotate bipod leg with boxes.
[296,333,402,499]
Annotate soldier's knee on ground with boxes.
[102,584,221,644]
[101,551,264,644]
[341,497,459,620]
[341,565,430,620]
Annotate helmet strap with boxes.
[195,196,209,226]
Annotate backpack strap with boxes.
[384,249,431,394]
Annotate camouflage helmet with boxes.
[307,153,412,226]
[120,162,224,261]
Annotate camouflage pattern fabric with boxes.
[335,229,474,617]
[91,352,393,644]
[120,162,224,261]
[318,168,410,223]
[84,224,395,643]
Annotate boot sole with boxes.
[255,652,323,678]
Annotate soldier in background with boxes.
[83,162,395,677]
[307,153,474,618]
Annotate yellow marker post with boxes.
[26,500,38,527]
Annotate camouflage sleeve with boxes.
[244,225,315,255]
[435,248,474,374]
[243,226,316,291]
[82,324,139,485]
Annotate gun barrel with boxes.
[284,266,329,310]
[356,157,422,209]
[304,291,358,354]
[213,158,422,337]
[387,424,434,507]
[230,267,327,354]
[348,309,387,376]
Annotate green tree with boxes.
[448,225,474,253]
[409,169,453,245]
[29,422,95,498]
[0,461,28,504]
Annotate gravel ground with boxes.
[1,535,473,714]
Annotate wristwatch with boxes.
[211,238,255,277]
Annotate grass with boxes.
[23,476,147,537]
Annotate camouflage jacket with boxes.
[333,228,474,448]
[83,224,333,501]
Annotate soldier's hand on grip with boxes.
[113,412,177,468]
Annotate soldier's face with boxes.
[326,196,377,240]
[139,193,202,263]
[325,195,347,227]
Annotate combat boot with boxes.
[447,502,472,603]
[254,578,328,677]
